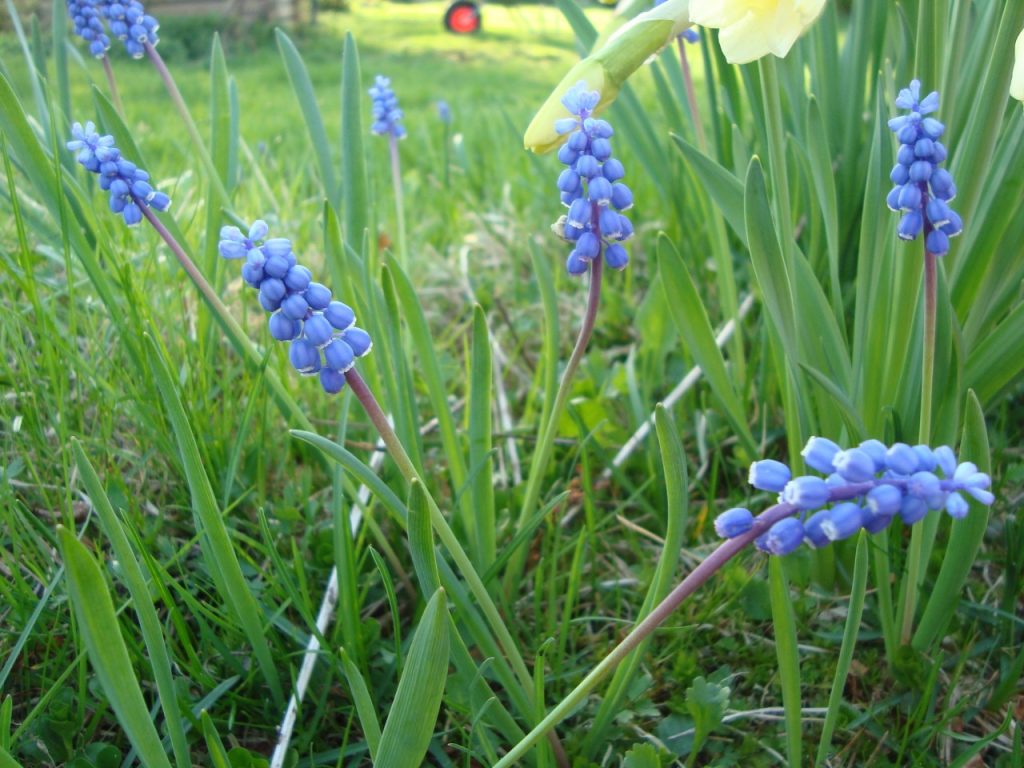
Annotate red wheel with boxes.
[444,1,481,34]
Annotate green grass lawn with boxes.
[1,1,1022,766]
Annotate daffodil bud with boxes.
[524,0,689,153]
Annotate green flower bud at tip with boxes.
[523,0,690,153]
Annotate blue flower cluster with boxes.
[886,80,961,256]
[67,0,159,58]
[218,221,372,395]
[66,121,170,226]
[436,100,452,125]
[68,0,110,57]
[714,437,994,556]
[554,81,634,275]
[369,76,406,139]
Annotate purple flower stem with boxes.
[343,368,571,768]
[676,36,707,152]
[495,498,810,767]
[140,203,223,311]
[503,207,604,596]
[143,41,232,209]
[901,233,938,644]
[388,133,408,269]
[101,55,124,117]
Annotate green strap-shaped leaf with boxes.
[340,648,382,760]
[0,744,24,768]
[468,305,496,569]
[71,440,191,768]
[965,302,1024,405]
[376,588,450,768]
[816,531,869,765]
[804,97,842,327]
[386,253,471,522]
[554,0,597,51]
[341,32,369,255]
[200,711,232,768]
[769,557,802,768]
[408,480,441,599]
[912,390,991,651]
[57,526,173,768]
[744,158,798,360]
[145,334,283,704]
[672,135,747,247]
[291,430,407,523]
[657,235,757,456]
[582,405,688,756]
[276,29,338,208]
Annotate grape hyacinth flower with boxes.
[714,437,993,556]
[67,0,111,57]
[369,76,406,139]
[436,99,452,124]
[886,80,962,256]
[104,0,160,58]
[66,121,170,226]
[218,221,372,395]
[553,81,634,275]
[66,0,159,59]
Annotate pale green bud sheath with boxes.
[524,0,690,153]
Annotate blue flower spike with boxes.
[67,0,111,57]
[552,81,634,275]
[714,437,994,555]
[219,220,372,395]
[105,0,160,58]
[369,75,406,139]
[887,80,962,256]
[66,121,171,226]
[436,100,452,125]
[67,0,159,58]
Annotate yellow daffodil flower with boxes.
[689,0,826,64]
